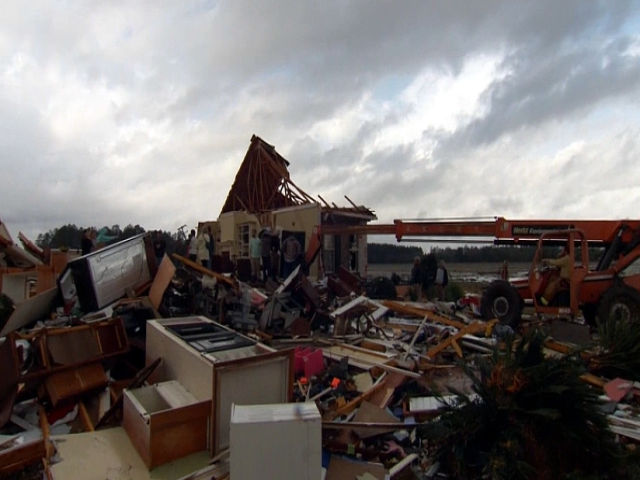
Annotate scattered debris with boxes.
[3,136,640,478]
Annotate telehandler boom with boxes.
[308,217,640,325]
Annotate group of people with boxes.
[152,223,304,282]
[410,256,449,300]
[249,227,303,282]
[80,227,119,255]
[186,227,215,269]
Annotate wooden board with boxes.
[0,287,57,337]
[45,362,108,406]
[326,455,386,480]
[0,438,46,475]
[352,400,401,439]
[149,255,175,311]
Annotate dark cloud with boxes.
[0,0,639,240]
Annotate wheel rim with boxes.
[493,296,510,317]
[610,301,633,323]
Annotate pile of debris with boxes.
[2,221,640,479]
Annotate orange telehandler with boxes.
[307,217,640,326]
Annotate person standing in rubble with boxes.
[540,246,571,305]
[249,229,261,281]
[260,227,272,281]
[196,229,210,268]
[270,228,281,280]
[435,260,449,300]
[188,229,197,262]
[281,234,302,279]
[153,231,167,266]
[81,229,94,255]
[206,226,215,270]
[410,256,422,300]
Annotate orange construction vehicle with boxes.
[308,217,640,326]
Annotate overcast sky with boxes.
[1,1,639,242]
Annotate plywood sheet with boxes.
[325,455,386,480]
[0,287,57,337]
[352,400,401,439]
[50,427,210,480]
[149,255,175,311]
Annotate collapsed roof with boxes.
[220,135,376,221]
[220,135,316,215]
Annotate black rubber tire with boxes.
[481,280,523,327]
[597,286,640,325]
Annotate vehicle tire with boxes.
[481,280,523,327]
[597,286,640,325]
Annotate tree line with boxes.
[368,243,605,264]
[35,224,186,255]
[367,243,538,264]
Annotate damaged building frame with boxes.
[199,135,377,280]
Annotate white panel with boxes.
[215,357,289,453]
[230,403,321,480]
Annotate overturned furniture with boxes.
[145,316,294,455]
[123,380,210,469]
[59,233,154,313]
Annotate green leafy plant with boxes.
[422,330,623,479]
[589,316,640,381]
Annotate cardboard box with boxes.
[123,380,210,469]
[230,402,321,480]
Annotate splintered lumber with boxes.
[78,401,94,432]
[608,415,640,441]
[328,373,388,419]
[402,316,428,360]
[351,401,401,438]
[172,253,237,288]
[322,344,420,378]
[580,372,606,388]
[389,453,419,478]
[544,339,575,355]
[382,300,466,329]
[322,421,408,431]
[38,405,53,461]
[427,321,494,358]
[368,372,407,408]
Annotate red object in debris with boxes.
[294,347,313,374]
[457,294,482,316]
[299,376,308,385]
[604,377,634,403]
[331,377,341,389]
[303,349,325,378]
[294,347,325,378]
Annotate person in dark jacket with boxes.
[410,256,422,300]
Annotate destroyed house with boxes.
[213,135,376,279]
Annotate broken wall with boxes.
[218,211,261,259]
[273,204,321,278]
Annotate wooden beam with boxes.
[382,300,467,329]
[172,254,237,288]
[426,322,490,359]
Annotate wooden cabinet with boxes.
[145,317,293,455]
[123,380,210,469]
